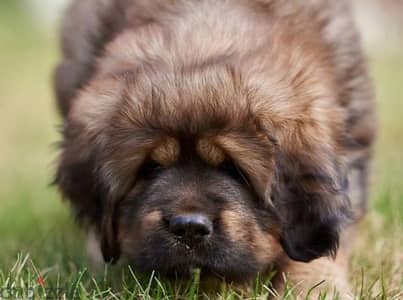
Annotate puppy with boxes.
[54,0,376,296]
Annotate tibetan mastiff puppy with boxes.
[54,0,375,296]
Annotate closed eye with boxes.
[137,160,163,179]
[218,160,250,186]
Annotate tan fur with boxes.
[197,139,226,166]
[142,210,163,230]
[274,253,351,299]
[274,226,358,299]
[86,227,104,269]
[221,209,282,266]
[150,137,180,167]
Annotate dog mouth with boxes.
[130,234,260,282]
[166,266,232,282]
[145,255,248,282]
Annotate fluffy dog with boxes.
[54,0,376,296]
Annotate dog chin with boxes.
[134,260,259,283]
[129,245,261,282]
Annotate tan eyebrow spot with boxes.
[197,138,226,166]
[220,209,282,264]
[150,137,180,166]
[142,210,162,230]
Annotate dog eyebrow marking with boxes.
[142,210,163,231]
[197,138,226,166]
[150,137,180,166]
[220,209,281,263]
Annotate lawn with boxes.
[0,3,402,299]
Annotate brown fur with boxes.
[150,137,180,166]
[197,139,226,166]
[54,0,375,296]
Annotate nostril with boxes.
[169,214,213,240]
[172,227,186,237]
[195,223,211,236]
[162,216,170,226]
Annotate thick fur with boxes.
[54,0,375,296]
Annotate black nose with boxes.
[169,214,213,240]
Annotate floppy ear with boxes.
[100,199,121,263]
[55,148,102,226]
[272,145,351,263]
[55,130,121,263]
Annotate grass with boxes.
[0,3,402,299]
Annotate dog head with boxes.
[56,66,283,280]
[56,57,351,281]
[55,3,353,280]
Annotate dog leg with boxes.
[272,247,352,299]
[85,227,105,271]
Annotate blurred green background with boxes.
[0,0,402,297]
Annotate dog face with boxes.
[56,59,351,281]
[58,67,284,280]
[118,152,281,281]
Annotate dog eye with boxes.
[138,160,163,178]
[218,160,250,186]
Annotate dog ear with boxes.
[100,199,121,263]
[55,127,121,263]
[272,147,352,263]
[55,149,102,226]
[56,152,122,263]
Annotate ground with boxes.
[0,3,402,299]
